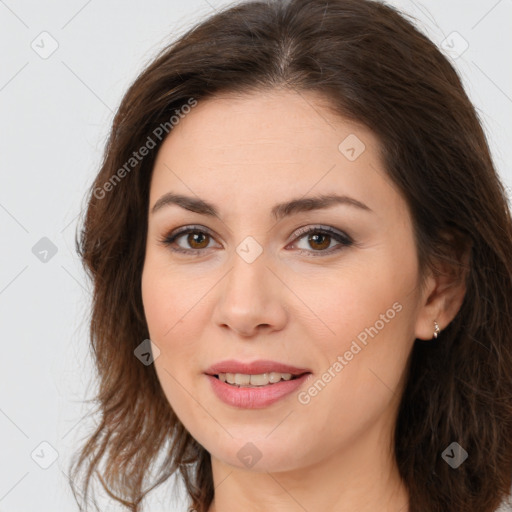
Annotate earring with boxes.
[433,320,440,339]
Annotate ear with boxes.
[414,234,471,341]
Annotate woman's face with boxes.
[141,89,433,473]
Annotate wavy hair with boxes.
[69,0,512,511]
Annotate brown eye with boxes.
[307,232,332,251]
[185,231,210,249]
[160,224,353,257]
[159,226,218,255]
[291,226,353,257]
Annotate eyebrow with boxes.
[150,192,374,220]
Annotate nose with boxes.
[211,248,288,338]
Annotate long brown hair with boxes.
[69,0,512,510]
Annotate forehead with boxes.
[148,89,404,221]
[159,89,375,158]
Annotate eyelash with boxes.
[158,224,354,258]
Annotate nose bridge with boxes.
[212,237,287,335]
[224,239,270,309]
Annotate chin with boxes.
[205,435,310,473]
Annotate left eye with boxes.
[159,225,353,257]
[291,226,353,256]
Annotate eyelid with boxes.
[168,224,216,240]
[290,224,351,242]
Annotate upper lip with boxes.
[205,359,311,376]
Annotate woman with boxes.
[70,0,512,511]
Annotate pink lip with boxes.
[206,373,312,409]
[204,359,312,409]
[205,359,311,376]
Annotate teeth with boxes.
[234,373,250,385]
[218,372,294,386]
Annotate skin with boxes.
[141,89,466,512]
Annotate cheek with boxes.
[295,256,416,353]
[295,303,413,455]
[141,270,202,426]
[141,251,201,343]
[141,255,207,379]
[141,251,165,333]
[142,265,205,425]
[297,250,417,419]
[142,283,201,367]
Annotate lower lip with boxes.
[206,373,311,409]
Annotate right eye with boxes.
[158,226,219,255]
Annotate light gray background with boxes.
[1,0,511,511]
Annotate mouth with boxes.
[204,360,313,408]
[211,371,308,388]
[204,359,311,378]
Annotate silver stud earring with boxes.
[433,320,440,339]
